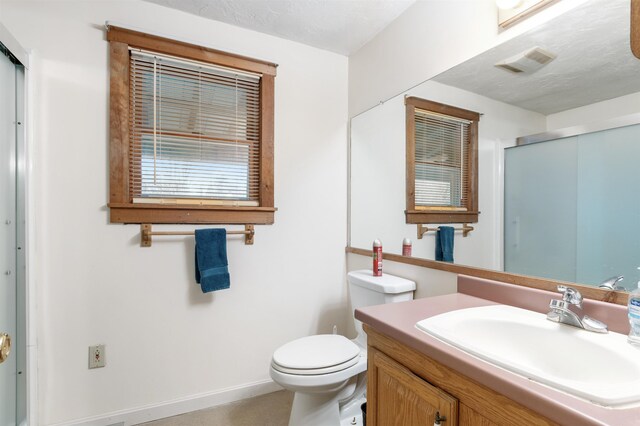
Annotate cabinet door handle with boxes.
[434,411,446,425]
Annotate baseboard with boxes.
[50,380,283,426]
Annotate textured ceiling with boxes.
[434,0,640,115]
[145,0,415,55]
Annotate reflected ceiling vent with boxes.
[495,46,556,74]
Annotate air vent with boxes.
[495,46,556,74]
[497,64,524,73]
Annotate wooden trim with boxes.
[107,26,277,76]
[498,0,560,30]
[365,325,558,426]
[469,120,479,213]
[406,210,479,224]
[405,96,480,224]
[260,74,275,208]
[633,0,640,59]
[346,246,628,305]
[107,26,277,225]
[110,207,274,224]
[405,102,416,214]
[108,203,276,211]
[109,41,130,205]
[405,96,480,122]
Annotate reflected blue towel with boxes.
[435,226,454,263]
[195,229,230,293]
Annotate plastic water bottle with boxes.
[628,282,640,346]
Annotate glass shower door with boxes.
[504,137,578,282]
[504,124,640,286]
[0,45,18,426]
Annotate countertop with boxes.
[355,280,640,426]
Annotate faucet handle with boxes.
[557,285,583,308]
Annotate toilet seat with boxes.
[272,354,360,375]
[272,334,361,376]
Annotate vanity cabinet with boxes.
[370,350,457,425]
[364,324,558,426]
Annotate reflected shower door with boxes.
[505,124,640,286]
[0,45,18,426]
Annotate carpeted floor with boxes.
[139,390,293,426]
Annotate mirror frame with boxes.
[346,247,628,305]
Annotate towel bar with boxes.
[417,223,474,239]
[140,224,255,247]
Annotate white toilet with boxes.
[270,270,416,426]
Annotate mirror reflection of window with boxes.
[405,97,480,225]
[414,110,468,208]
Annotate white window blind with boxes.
[129,50,261,205]
[414,108,471,209]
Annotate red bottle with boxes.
[402,238,412,256]
[373,239,383,276]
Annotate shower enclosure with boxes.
[0,32,27,426]
[505,122,640,288]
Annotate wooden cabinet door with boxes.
[369,349,458,426]
[459,404,498,426]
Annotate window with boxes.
[405,97,479,224]
[107,26,276,224]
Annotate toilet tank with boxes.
[347,270,415,348]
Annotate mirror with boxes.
[349,0,640,290]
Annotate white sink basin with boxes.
[416,305,640,407]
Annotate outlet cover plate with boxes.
[89,344,105,369]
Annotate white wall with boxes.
[348,0,499,118]
[546,91,640,130]
[1,1,349,424]
[350,80,546,269]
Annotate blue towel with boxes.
[435,226,454,263]
[195,229,230,293]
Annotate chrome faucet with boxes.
[598,275,625,291]
[546,285,608,333]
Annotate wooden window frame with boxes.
[405,96,480,224]
[633,0,640,60]
[107,26,277,224]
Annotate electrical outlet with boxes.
[89,344,105,369]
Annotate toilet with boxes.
[270,270,416,426]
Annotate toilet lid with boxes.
[272,335,360,374]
